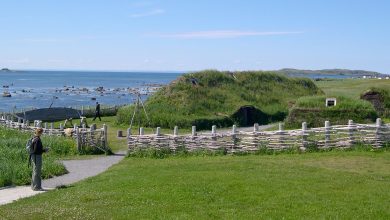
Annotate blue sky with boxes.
[0,0,389,73]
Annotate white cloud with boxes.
[156,30,303,39]
[130,9,165,18]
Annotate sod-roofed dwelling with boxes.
[117,70,323,129]
[361,88,390,118]
[285,96,378,128]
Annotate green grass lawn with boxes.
[1,151,389,219]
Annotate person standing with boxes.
[31,128,48,191]
[93,102,101,121]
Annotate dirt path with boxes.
[0,151,126,206]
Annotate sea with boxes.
[0,70,182,112]
[0,70,357,113]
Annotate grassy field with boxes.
[315,78,390,99]
[0,127,76,187]
[0,150,389,219]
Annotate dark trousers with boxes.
[93,112,101,121]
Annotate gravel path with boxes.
[0,151,126,206]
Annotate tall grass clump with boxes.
[117,70,323,129]
[0,127,77,187]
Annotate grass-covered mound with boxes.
[117,70,323,129]
[0,127,77,187]
[361,87,390,118]
[285,96,378,128]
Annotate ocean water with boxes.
[0,70,357,113]
[0,70,182,112]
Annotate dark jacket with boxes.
[96,104,101,113]
[32,136,44,155]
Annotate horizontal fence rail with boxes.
[127,119,390,154]
[0,115,109,153]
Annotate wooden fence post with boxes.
[103,124,108,148]
[139,127,144,136]
[173,126,179,152]
[301,122,307,150]
[173,126,179,136]
[127,128,131,138]
[232,125,237,151]
[277,123,286,149]
[212,125,216,135]
[49,123,53,135]
[90,124,96,146]
[376,118,382,148]
[348,120,355,146]
[278,122,283,132]
[191,126,196,137]
[211,125,217,140]
[325,121,331,148]
[156,127,161,136]
[75,124,81,152]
